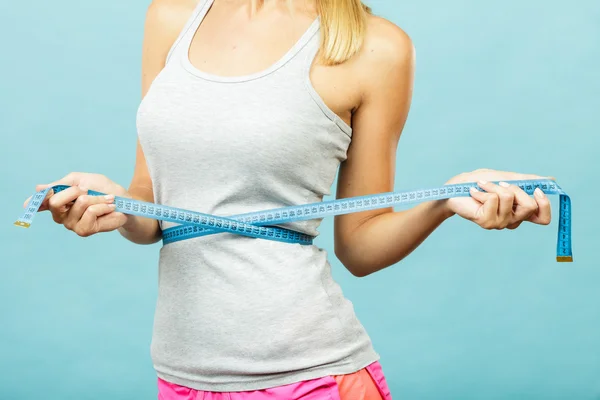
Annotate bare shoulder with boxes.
[357,15,415,74]
[141,0,199,90]
[147,0,198,18]
[145,0,198,37]
[142,0,199,61]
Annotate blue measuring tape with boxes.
[14,179,573,262]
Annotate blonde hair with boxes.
[316,0,372,65]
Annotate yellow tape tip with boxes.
[13,221,31,228]
[556,256,573,263]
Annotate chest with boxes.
[187,5,358,127]
[137,62,352,210]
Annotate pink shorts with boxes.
[157,361,392,400]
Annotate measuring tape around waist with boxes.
[14,179,573,262]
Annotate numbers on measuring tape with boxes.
[14,179,572,261]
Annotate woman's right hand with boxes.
[23,172,130,237]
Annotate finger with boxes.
[23,187,53,211]
[470,187,499,228]
[507,221,523,230]
[23,196,32,209]
[96,211,128,233]
[528,188,552,225]
[35,172,83,208]
[64,194,115,231]
[500,182,538,222]
[48,186,86,223]
[48,186,85,211]
[26,179,77,212]
[74,203,123,237]
[469,186,490,204]
[478,181,514,221]
[22,174,82,212]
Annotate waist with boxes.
[154,235,343,329]
[150,236,377,390]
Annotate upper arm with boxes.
[334,17,415,249]
[130,0,197,196]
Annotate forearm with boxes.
[117,186,161,245]
[335,200,455,276]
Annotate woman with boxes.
[27,0,553,398]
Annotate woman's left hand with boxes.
[444,168,553,230]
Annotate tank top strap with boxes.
[165,0,214,64]
[250,18,321,85]
[291,18,322,77]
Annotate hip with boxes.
[157,361,392,400]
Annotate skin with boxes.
[25,0,552,277]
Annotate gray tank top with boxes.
[137,0,379,391]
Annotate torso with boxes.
[136,0,380,391]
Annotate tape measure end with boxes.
[13,221,31,228]
[556,256,573,263]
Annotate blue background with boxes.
[1,0,598,399]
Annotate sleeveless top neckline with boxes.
[179,0,322,84]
